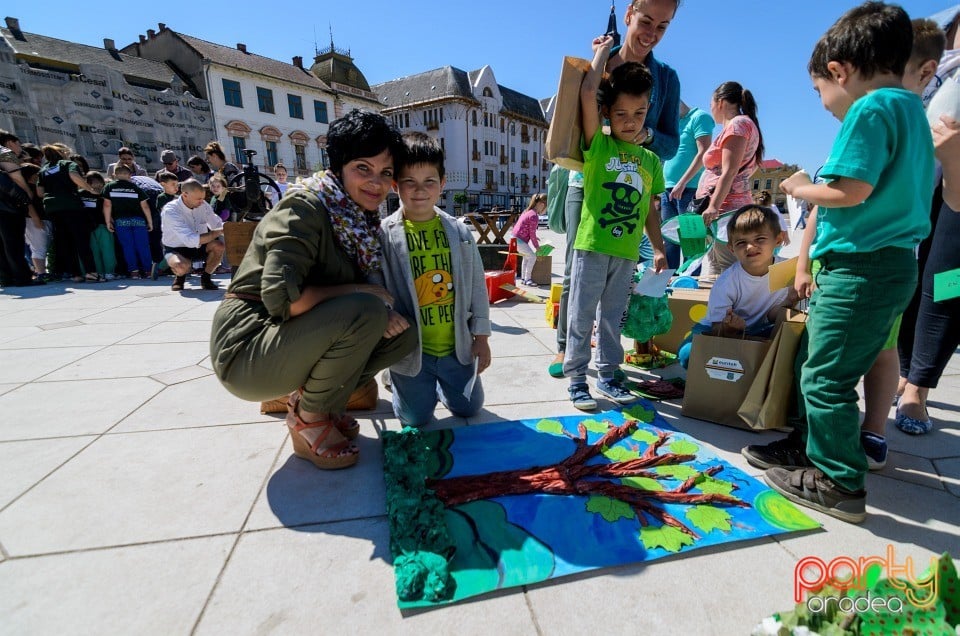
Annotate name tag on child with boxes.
[633,268,676,297]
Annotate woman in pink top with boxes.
[512,193,546,287]
[696,81,764,282]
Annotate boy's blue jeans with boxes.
[389,353,484,427]
[797,247,916,491]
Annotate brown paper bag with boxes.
[545,56,591,172]
[737,313,807,430]
[681,334,771,430]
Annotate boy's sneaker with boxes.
[861,431,887,471]
[764,467,866,524]
[171,275,186,292]
[568,383,597,411]
[741,434,812,470]
[150,262,161,281]
[200,273,219,291]
[596,378,638,404]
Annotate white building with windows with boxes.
[373,66,550,214]
[122,26,379,178]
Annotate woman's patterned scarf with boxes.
[288,170,382,276]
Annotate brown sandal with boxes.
[286,407,359,470]
[287,391,360,440]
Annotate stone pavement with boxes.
[1,229,957,635]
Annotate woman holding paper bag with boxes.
[549,0,682,378]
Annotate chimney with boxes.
[4,17,20,31]
[292,56,303,69]
[147,29,156,39]
[139,34,147,44]
[103,38,116,51]
[158,22,166,32]
[237,43,247,53]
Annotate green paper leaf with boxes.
[629,428,660,445]
[602,445,640,462]
[585,495,635,522]
[639,525,695,553]
[669,440,699,455]
[696,476,734,495]
[653,465,698,480]
[623,404,656,422]
[582,419,609,434]
[686,505,732,533]
[535,419,565,436]
[621,476,664,491]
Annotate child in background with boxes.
[156,171,180,211]
[380,132,492,427]
[678,205,798,369]
[563,34,667,411]
[512,193,545,287]
[81,172,115,281]
[745,2,934,523]
[752,190,791,246]
[208,174,234,222]
[102,163,153,279]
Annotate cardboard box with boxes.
[515,255,553,285]
[653,289,711,354]
[681,334,771,430]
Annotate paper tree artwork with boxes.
[382,405,819,609]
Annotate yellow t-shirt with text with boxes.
[404,215,456,357]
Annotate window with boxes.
[294,145,306,171]
[440,138,444,152]
[485,169,494,185]
[533,152,537,164]
[222,79,242,107]
[288,94,303,119]
[314,100,328,123]
[405,113,410,127]
[511,148,515,161]
[265,140,278,167]
[472,168,478,184]
[753,179,760,190]
[472,111,477,126]
[439,108,443,123]
[473,139,478,152]
[765,179,772,189]
[256,87,274,113]
[500,171,505,185]
[231,135,246,163]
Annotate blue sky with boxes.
[7,0,952,172]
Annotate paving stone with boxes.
[0,323,150,349]
[0,437,93,508]
[120,320,214,345]
[0,347,101,383]
[43,342,211,381]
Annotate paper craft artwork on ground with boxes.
[382,405,820,609]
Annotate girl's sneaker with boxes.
[568,383,597,411]
[860,431,887,470]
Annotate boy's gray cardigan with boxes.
[380,206,491,377]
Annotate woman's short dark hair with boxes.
[186,155,210,172]
[326,109,405,176]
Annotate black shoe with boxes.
[200,273,218,290]
[171,275,186,292]
[764,467,866,523]
[741,433,812,470]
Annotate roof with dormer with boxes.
[0,25,180,90]
[310,45,373,93]
[371,66,546,124]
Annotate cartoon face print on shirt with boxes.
[599,156,644,238]
[415,270,454,306]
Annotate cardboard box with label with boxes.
[681,334,771,430]
[653,289,711,354]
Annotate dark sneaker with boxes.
[171,275,186,292]
[596,378,638,404]
[764,467,866,523]
[568,383,597,411]
[200,273,218,290]
[150,262,161,281]
[741,434,812,470]
[861,431,887,471]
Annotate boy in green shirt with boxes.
[746,2,934,523]
[563,33,667,411]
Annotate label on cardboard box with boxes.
[705,356,744,382]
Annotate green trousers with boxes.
[89,226,117,276]
[212,294,417,414]
[795,247,917,491]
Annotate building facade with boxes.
[0,17,214,173]
[750,159,801,208]
[373,65,550,214]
